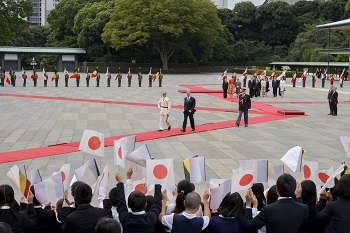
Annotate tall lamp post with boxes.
[30,57,37,70]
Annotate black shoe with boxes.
[192,128,195,131]
[328,113,332,115]
[333,114,337,116]
[235,122,239,127]
[181,129,186,132]
[245,125,248,127]
[168,126,171,131]
[157,129,163,132]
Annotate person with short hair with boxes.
[235,88,251,127]
[317,174,350,233]
[244,173,308,233]
[160,191,211,233]
[181,90,196,132]
[95,217,121,233]
[330,86,338,116]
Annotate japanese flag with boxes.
[231,167,255,192]
[126,144,151,167]
[34,172,64,205]
[318,164,345,195]
[302,160,319,183]
[146,159,175,185]
[79,129,104,157]
[133,178,149,194]
[53,164,71,190]
[317,166,334,187]
[30,169,42,185]
[93,162,109,200]
[210,179,231,210]
[267,164,284,188]
[114,135,136,168]
[280,146,303,172]
[239,160,268,183]
[340,136,350,158]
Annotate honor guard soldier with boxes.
[235,88,251,127]
[96,70,100,87]
[322,69,326,88]
[12,71,16,87]
[86,70,90,87]
[33,70,38,87]
[148,67,153,87]
[54,70,59,87]
[0,68,5,87]
[9,69,13,86]
[76,69,80,87]
[243,75,247,88]
[22,71,27,87]
[106,68,111,87]
[159,68,163,87]
[116,67,122,87]
[137,67,142,87]
[64,68,69,87]
[302,73,306,87]
[43,69,48,87]
[127,68,132,87]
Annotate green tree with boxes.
[102,0,222,69]
[73,1,114,61]
[0,0,33,44]
[210,27,235,62]
[12,26,50,47]
[232,2,258,41]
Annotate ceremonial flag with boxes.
[55,164,71,189]
[330,74,335,84]
[133,178,148,194]
[267,164,284,188]
[277,70,286,80]
[231,167,255,192]
[106,67,109,77]
[21,67,25,79]
[114,135,136,168]
[260,70,267,77]
[148,67,152,76]
[146,159,175,185]
[253,68,259,77]
[280,146,303,172]
[126,68,131,79]
[220,69,228,79]
[6,74,11,85]
[239,160,268,183]
[91,70,98,78]
[70,71,78,79]
[34,172,64,205]
[43,68,47,79]
[31,71,35,80]
[302,160,319,183]
[78,129,104,157]
[30,169,42,185]
[126,144,151,167]
[341,163,350,176]
[183,155,199,181]
[317,166,334,187]
[19,170,31,198]
[340,68,345,80]
[183,156,206,183]
[313,74,317,83]
[269,71,275,80]
[74,159,100,186]
[51,73,57,82]
[291,71,297,83]
[318,164,345,196]
[19,164,27,177]
[340,136,350,158]
[63,68,69,77]
[209,179,231,210]
[241,68,247,78]
[152,72,159,82]
[298,70,307,82]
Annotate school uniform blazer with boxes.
[244,198,308,233]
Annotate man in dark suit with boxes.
[330,86,338,116]
[244,173,308,233]
[222,77,228,98]
[272,77,278,97]
[327,85,333,115]
[181,90,196,132]
[248,77,255,98]
[61,183,112,233]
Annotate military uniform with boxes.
[96,73,100,87]
[23,72,27,87]
[76,72,80,87]
[137,68,142,87]
[55,73,59,87]
[107,72,111,87]
[34,72,38,87]
[64,70,69,87]
[43,71,48,87]
[158,93,171,131]
[117,68,122,87]
[302,76,306,87]
[86,73,90,87]
[158,69,163,87]
[12,72,16,87]
[127,68,132,87]
[148,73,153,87]
[235,89,251,127]
[0,70,5,87]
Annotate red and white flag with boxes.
[78,129,104,157]
[260,70,267,77]
[340,68,345,80]
[146,159,175,185]
[298,70,307,82]
[340,136,350,158]
[280,146,303,172]
[54,164,71,190]
[241,68,247,78]
[126,68,131,79]
[114,136,136,168]
[318,164,345,195]
[317,166,334,187]
[231,167,255,192]
[323,69,327,78]
[277,70,286,80]
[93,162,109,199]
[302,160,319,183]
[267,164,284,188]
[133,178,149,194]
[219,69,227,80]
[74,159,100,187]
[126,144,151,167]
[30,169,42,185]
[43,68,47,80]
[210,179,231,210]
[34,172,64,205]
[239,160,268,183]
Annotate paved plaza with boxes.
[0,73,349,201]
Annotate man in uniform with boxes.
[96,70,100,87]
[9,69,13,86]
[327,85,333,115]
[116,67,122,87]
[0,67,5,87]
[76,69,80,87]
[157,90,171,131]
[33,70,38,87]
[148,67,153,87]
[322,69,326,88]
[64,68,69,87]
[43,69,48,87]
[86,70,90,87]
[22,71,27,87]
[243,75,247,88]
[137,67,142,87]
[302,74,306,87]
[54,70,59,87]
[159,69,163,87]
[235,88,251,127]
[12,71,16,87]
[106,68,111,87]
[127,68,132,87]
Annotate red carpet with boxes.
[0,84,305,163]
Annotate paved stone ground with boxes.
[0,72,349,203]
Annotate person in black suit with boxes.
[327,85,333,115]
[330,86,338,116]
[244,173,308,233]
[317,174,350,233]
[222,77,228,98]
[272,77,278,97]
[0,222,12,233]
[181,90,196,132]
[248,77,255,98]
[61,183,112,233]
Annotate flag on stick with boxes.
[209,179,231,210]
[78,129,104,157]
[30,169,42,185]
[74,159,100,187]
[114,135,136,168]
[146,159,175,185]
[231,167,255,192]
[34,172,64,205]
[183,156,206,183]
[152,72,159,82]
[126,144,151,167]
[239,160,268,183]
[280,146,303,172]
[91,70,98,78]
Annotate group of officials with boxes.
[0,67,164,88]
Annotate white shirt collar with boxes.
[0,206,11,209]
[182,211,197,219]
[278,197,292,200]
[132,210,146,215]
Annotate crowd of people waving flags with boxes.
[1,129,350,233]
[0,66,164,88]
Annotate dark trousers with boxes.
[55,79,58,87]
[149,78,152,87]
[293,81,295,87]
[65,78,68,87]
[302,80,306,87]
[138,79,142,87]
[34,79,37,87]
[340,82,343,88]
[249,88,254,98]
[76,78,80,87]
[44,80,47,87]
[1,78,4,86]
[159,78,162,87]
[273,87,277,97]
[223,89,227,98]
[118,79,121,87]
[86,78,90,87]
[12,78,16,87]
[23,79,26,87]
[236,110,248,126]
[330,102,337,115]
[312,81,315,88]
[182,112,195,131]
[322,79,325,88]
[107,78,111,87]
[128,78,131,87]
[96,78,100,87]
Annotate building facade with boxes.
[27,0,61,26]
[212,0,228,9]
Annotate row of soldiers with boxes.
[0,67,164,88]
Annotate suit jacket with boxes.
[184,96,196,113]
[244,198,308,233]
[61,201,112,233]
[20,204,57,233]
[317,198,350,233]
[330,91,338,103]
[0,204,37,233]
[296,197,326,233]
[222,81,228,91]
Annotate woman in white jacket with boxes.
[280,77,286,97]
